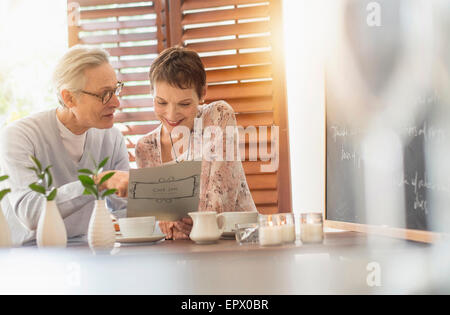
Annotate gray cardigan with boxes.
[0,109,129,245]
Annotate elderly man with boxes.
[0,46,129,246]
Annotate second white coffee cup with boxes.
[118,216,156,238]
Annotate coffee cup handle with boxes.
[217,213,225,235]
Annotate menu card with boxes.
[127,161,202,221]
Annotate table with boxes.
[0,231,449,294]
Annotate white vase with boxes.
[37,200,67,248]
[87,200,116,251]
[0,205,12,248]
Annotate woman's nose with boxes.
[166,104,179,120]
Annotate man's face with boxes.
[71,63,120,131]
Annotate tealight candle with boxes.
[300,213,324,244]
[258,215,282,246]
[278,213,296,243]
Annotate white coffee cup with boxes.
[118,216,156,238]
[218,211,258,233]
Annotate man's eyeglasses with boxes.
[81,82,124,105]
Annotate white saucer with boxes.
[116,233,166,243]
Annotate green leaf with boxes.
[29,156,42,172]
[83,185,99,199]
[98,157,109,171]
[44,166,53,185]
[78,169,94,175]
[47,188,57,201]
[44,171,53,189]
[0,188,11,200]
[0,175,9,182]
[78,175,95,187]
[102,189,117,198]
[27,167,38,173]
[98,172,115,186]
[29,183,46,195]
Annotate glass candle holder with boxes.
[277,213,296,243]
[258,214,282,246]
[235,223,259,244]
[300,213,324,244]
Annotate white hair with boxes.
[53,45,110,106]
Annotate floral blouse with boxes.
[135,100,257,214]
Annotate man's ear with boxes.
[61,89,76,108]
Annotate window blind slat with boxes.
[201,52,271,68]
[186,37,270,53]
[251,190,278,204]
[182,5,269,26]
[80,6,155,20]
[257,205,279,215]
[182,0,268,11]
[119,98,154,109]
[183,21,270,41]
[112,58,154,69]
[79,19,157,32]
[225,97,273,113]
[105,45,158,56]
[114,111,157,123]
[236,112,273,127]
[121,85,152,96]
[75,0,150,6]
[205,81,272,100]
[243,161,276,175]
[207,65,271,83]
[80,32,157,44]
[117,72,150,82]
[247,174,277,190]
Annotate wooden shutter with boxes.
[169,0,291,214]
[67,0,291,214]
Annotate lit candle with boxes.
[258,215,282,246]
[300,213,324,244]
[281,224,296,243]
[300,223,323,243]
[278,213,296,243]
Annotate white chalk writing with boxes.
[341,144,362,169]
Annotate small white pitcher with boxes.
[188,211,225,244]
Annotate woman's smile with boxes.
[164,117,185,127]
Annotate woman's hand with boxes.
[159,217,193,240]
[96,170,129,198]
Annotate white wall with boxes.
[282,0,327,214]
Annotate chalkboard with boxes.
[326,0,450,235]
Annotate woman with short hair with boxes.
[136,47,257,240]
